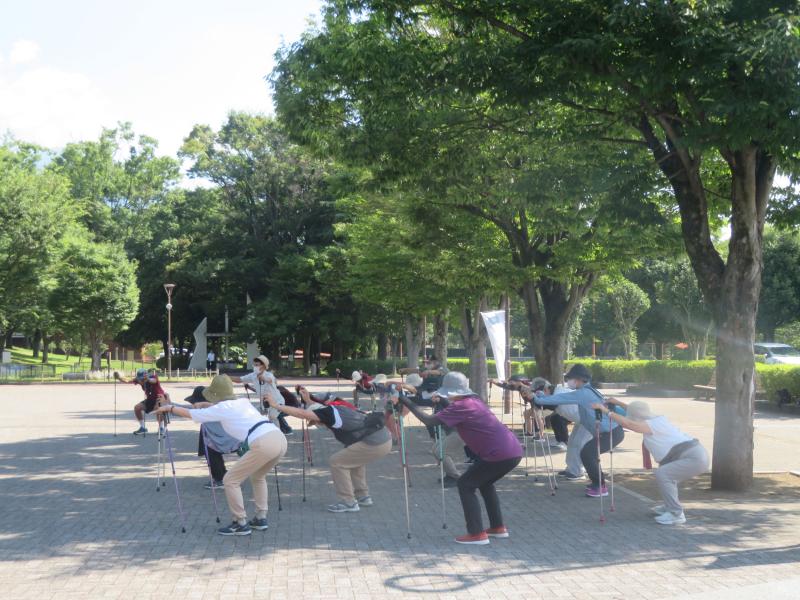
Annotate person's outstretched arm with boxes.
[396,394,442,427]
[592,403,651,434]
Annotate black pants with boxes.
[197,432,227,482]
[580,426,624,487]
[548,413,570,444]
[457,456,521,535]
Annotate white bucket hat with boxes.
[351,370,362,382]
[405,373,423,387]
[373,374,388,384]
[435,371,473,399]
[626,401,656,421]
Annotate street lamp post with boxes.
[164,283,176,377]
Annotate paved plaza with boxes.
[1,379,800,600]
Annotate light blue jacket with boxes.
[536,384,622,435]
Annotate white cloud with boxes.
[0,64,113,149]
[9,40,39,65]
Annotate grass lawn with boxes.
[2,346,216,383]
[8,345,153,376]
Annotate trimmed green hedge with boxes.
[327,358,800,400]
[755,363,800,401]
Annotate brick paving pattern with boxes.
[1,380,799,599]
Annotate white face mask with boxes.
[566,379,578,390]
[254,363,264,373]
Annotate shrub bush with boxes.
[755,363,800,401]
[326,357,800,396]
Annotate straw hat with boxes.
[202,375,236,403]
[626,400,656,421]
[405,373,423,387]
[435,371,473,399]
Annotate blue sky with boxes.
[0,0,324,156]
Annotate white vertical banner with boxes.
[481,310,507,382]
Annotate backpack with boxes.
[331,408,386,447]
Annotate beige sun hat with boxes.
[626,400,656,421]
[254,355,269,368]
[202,375,236,403]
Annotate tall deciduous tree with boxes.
[51,231,140,371]
[293,0,800,489]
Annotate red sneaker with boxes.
[485,526,509,538]
[455,532,490,545]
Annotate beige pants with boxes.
[223,429,287,522]
[430,430,465,479]
[329,438,392,504]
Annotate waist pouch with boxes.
[659,439,700,466]
[237,420,270,457]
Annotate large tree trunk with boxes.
[522,278,594,384]
[432,310,449,364]
[460,299,489,402]
[404,316,425,368]
[302,333,311,373]
[32,328,42,358]
[89,331,102,371]
[377,332,388,360]
[3,327,15,352]
[640,114,775,490]
[41,333,49,364]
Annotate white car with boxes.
[754,343,800,365]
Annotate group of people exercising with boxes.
[119,356,708,542]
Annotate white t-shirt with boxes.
[642,415,693,462]
[190,398,277,443]
[240,370,283,405]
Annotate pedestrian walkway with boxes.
[0,380,798,599]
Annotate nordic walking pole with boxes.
[155,425,166,491]
[398,402,412,488]
[391,395,412,539]
[609,424,615,512]
[437,425,447,529]
[336,369,341,395]
[301,420,307,502]
[274,465,283,511]
[595,409,605,524]
[162,413,188,533]
[201,425,221,523]
[113,375,117,437]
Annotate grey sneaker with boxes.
[327,501,360,513]
[217,521,252,536]
[655,511,686,525]
[356,496,373,506]
[248,517,269,531]
[650,504,668,515]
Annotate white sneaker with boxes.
[655,511,686,525]
[650,504,668,515]
[327,502,360,513]
[554,442,568,451]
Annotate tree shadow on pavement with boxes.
[1,423,799,594]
